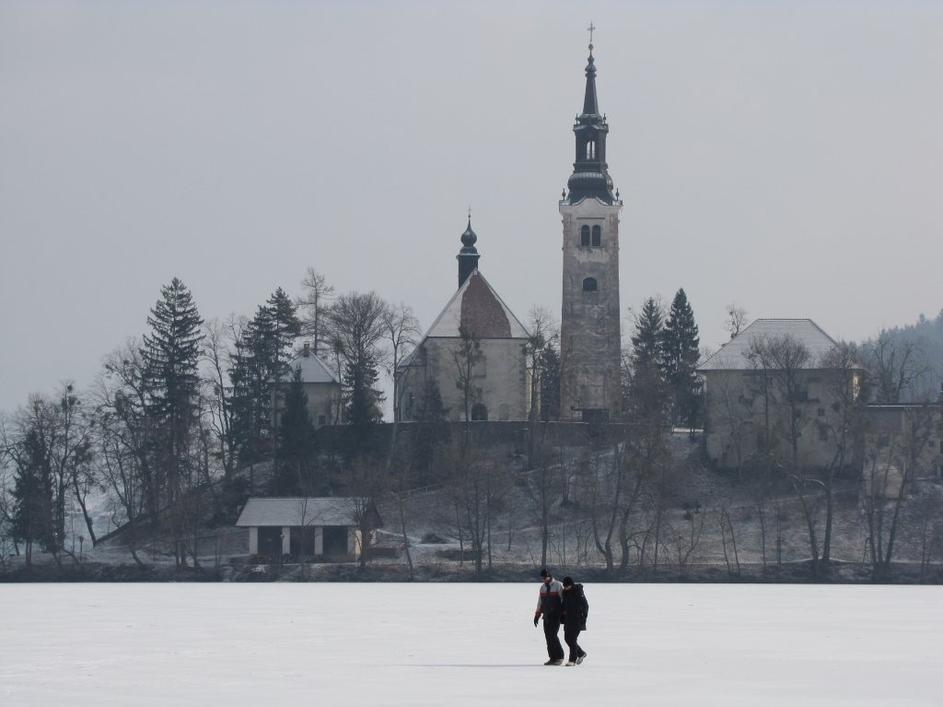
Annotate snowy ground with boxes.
[1,584,940,706]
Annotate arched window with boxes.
[585,140,596,159]
[471,403,488,421]
[591,225,601,246]
[580,225,590,247]
[582,277,598,292]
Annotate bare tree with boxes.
[669,506,705,575]
[383,303,420,425]
[202,317,241,481]
[813,342,867,565]
[524,307,559,459]
[718,507,741,577]
[7,385,94,565]
[452,325,483,431]
[297,268,335,356]
[93,341,154,566]
[329,291,388,429]
[862,404,938,579]
[866,331,929,404]
[725,304,748,340]
[747,334,812,474]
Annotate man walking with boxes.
[533,568,565,665]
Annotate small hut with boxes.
[236,497,382,560]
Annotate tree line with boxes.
[0,269,421,567]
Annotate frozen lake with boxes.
[0,583,940,706]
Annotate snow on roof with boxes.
[282,348,339,384]
[235,497,369,527]
[423,270,529,340]
[398,270,529,371]
[698,318,839,371]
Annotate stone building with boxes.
[275,344,341,428]
[396,219,530,422]
[559,40,623,422]
[698,318,859,470]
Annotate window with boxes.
[591,225,601,246]
[582,277,598,292]
[471,403,488,421]
[318,415,327,426]
[585,141,596,159]
[580,225,590,246]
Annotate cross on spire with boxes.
[587,22,595,51]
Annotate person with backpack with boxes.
[560,576,588,666]
[533,568,565,665]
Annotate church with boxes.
[395,218,531,422]
[396,37,623,423]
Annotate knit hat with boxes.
[562,576,573,587]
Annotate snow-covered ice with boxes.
[1,583,940,706]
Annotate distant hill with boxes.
[859,309,943,401]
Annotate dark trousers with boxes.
[564,624,585,663]
[542,616,564,660]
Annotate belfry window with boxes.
[591,225,601,246]
[580,225,590,246]
[582,277,598,292]
[585,141,596,160]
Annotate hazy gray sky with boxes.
[2,1,942,414]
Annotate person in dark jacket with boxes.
[560,576,588,666]
[533,568,565,665]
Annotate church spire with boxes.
[583,23,599,115]
[457,210,480,287]
[564,26,616,205]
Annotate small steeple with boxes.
[457,209,480,287]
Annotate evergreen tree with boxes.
[10,427,55,565]
[344,353,384,428]
[139,277,204,511]
[272,368,318,495]
[538,341,561,421]
[662,288,702,428]
[628,297,669,423]
[229,288,301,463]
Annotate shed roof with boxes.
[235,497,372,527]
[698,319,838,372]
[281,349,339,385]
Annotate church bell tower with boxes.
[559,32,623,421]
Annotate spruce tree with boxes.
[628,297,669,423]
[662,288,702,428]
[538,341,561,421]
[140,277,204,509]
[10,427,55,565]
[229,288,300,464]
[344,354,384,428]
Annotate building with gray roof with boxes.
[236,497,381,560]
